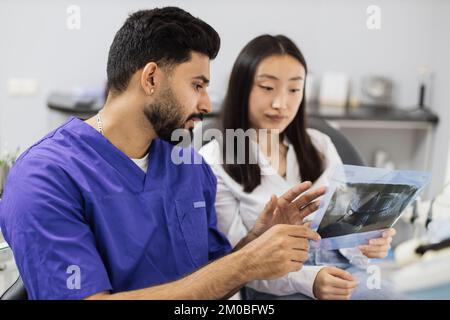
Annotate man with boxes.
[0,7,324,300]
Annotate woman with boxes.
[199,35,397,300]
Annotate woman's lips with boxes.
[265,114,287,122]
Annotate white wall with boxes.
[0,0,449,196]
[429,0,450,197]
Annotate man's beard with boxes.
[143,85,197,145]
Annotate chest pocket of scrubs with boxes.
[175,197,209,267]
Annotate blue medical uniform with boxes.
[0,117,232,299]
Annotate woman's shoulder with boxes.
[305,127,343,171]
[306,128,334,152]
[199,139,244,194]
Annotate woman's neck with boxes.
[256,129,283,158]
[255,129,288,178]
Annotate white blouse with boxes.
[199,128,368,298]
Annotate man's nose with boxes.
[199,92,213,114]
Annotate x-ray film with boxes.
[310,165,431,250]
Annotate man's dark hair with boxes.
[106,7,220,94]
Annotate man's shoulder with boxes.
[13,120,81,176]
[22,117,78,155]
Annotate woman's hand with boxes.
[359,228,396,259]
[251,181,326,238]
[313,267,359,300]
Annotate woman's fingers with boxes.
[323,293,352,300]
[360,243,391,252]
[359,229,396,258]
[322,286,354,296]
[326,267,356,283]
[383,228,396,238]
[328,276,359,290]
[368,236,392,246]
[359,244,391,258]
[319,269,359,300]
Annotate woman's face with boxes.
[248,54,306,133]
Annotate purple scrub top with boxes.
[0,117,231,299]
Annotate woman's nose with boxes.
[271,95,287,109]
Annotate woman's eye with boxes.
[259,85,273,91]
[290,88,301,93]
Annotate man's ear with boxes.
[141,62,158,95]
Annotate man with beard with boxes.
[0,7,324,300]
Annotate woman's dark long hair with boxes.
[220,34,324,192]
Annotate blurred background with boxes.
[1,0,450,299]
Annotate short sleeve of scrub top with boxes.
[0,156,112,300]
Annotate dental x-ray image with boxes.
[317,183,418,239]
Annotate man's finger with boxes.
[291,239,309,251]
[291,249,309,263]
[293,186,326,209]
[298,200,321,220]
[288,261,304,273]
[302,221,312,228]
[262,194,278,216]
[285,225,321,241]
[278,181,312,207]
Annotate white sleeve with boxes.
[213,171,249,247]
[246,265,326,299]
[339,247,370,268]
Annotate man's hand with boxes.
[359,228,396,259]
[241,224,321,281]
[251,181,326,238]
[313,267,359,300]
